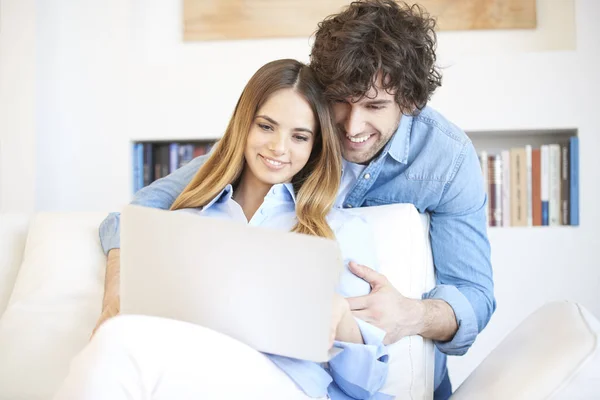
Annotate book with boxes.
[178,144,195,168]
[169,143,180,174]
[153,145,162,181]
[548,144,561,226]
[541,145,549,226]
[143,143,155,187]
[561,143,570,225]
[132,143,144,194]
[510,148,527,226]
[525,145,533,226]
[194,145,208,158]
[531,148,542,226]
[160,145,170,179]
[488,154,503,226]
[569,136,579,226]
[501,150,511,227]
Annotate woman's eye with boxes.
[258,123,273,131]
[294,135,309,142]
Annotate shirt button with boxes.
[364,173,371,180]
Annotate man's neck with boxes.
[232,172,271,222]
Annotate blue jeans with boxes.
[433,371,452,400]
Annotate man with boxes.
[97,1,495,399]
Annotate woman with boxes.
[54,59,389,400]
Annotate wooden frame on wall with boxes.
[183,0,537,41]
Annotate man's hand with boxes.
[347,261,426,345]
[347,262,459,345]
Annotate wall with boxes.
[6,0,600,388]
[0,0,36,213]
[34,0,131,212]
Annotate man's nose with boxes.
[343,106,366,136]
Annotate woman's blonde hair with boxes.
[170,59,342,239]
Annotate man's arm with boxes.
[348,142,495,351]
[423,141,495,354]
[99,154,209,255]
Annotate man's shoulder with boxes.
[403,106,473,175]
[412,106,470,147]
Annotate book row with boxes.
[132,142,215,193]
[479,136,579,227]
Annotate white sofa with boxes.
[1,206,599,400]
[0,205,436,400]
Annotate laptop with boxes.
[119,204,345,362]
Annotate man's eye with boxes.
[368,105,382,110]
[333,99,347,104]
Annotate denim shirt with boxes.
[100,105,495,391]
[161,183,390,399]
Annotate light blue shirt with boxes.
[132,182,390,399]
[99,105,496,393]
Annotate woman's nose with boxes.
[268,133,287,155]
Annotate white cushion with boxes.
[350,204,435,399]
[0,212,107,400]
[0,214,30,317]
[0,206,434,400]
[451,301,600,399]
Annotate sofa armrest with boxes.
[451,301,600,399]
[0,214,30,316]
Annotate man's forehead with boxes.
[346,86,395,104]
[349,72,395,103]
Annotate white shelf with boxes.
[468,128,577,153]
[131,137,220,144]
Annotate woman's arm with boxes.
[327,212,389,398]
[93,154,211,335]
[91,249,120,337]
[331,293,363,345]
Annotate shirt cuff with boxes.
[99,212,121,255]
[266,354,332,398]
[328,318,389,398]
[423,284,479,356]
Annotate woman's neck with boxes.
[232,171,272,222]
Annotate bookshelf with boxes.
[130,129,580,228]
[468,129,579,228]
[131,139,218,194]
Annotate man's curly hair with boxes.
[310,0,442,115]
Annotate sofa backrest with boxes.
[0,205,435,400]
[349,204,435,399]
